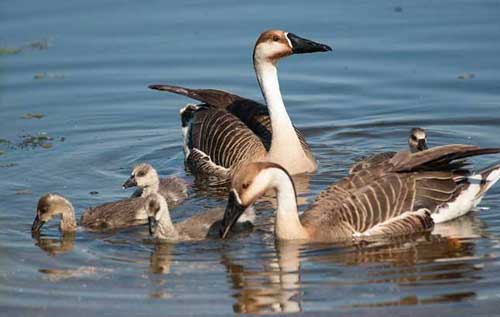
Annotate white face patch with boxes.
[283,32,293,49]
[232,188,243,205]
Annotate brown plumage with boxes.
[221,145,500,242]
[145,193,254,241]
[31,193,148,233]
[350,127,429,174]
[123,163,188,209]
[149,30,331,181]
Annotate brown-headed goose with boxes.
[149,30,331,180]
[220,145,500,241]
[122,163,188,209]
[145,193,254,241]
[32,193,147,233]
[350,127,428,174]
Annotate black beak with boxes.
[417,139,429,151]
[31,214,46,233]
[287,33,332,54]
[220,190,247,239]
[122,176,137,189]
[148,216,156,236]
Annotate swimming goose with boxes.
[220,145,500,241]
[145,193,254,241]
[349,128,428,174]
[122,163,188,209]
[31,193,147,233]
[149,30,331,180]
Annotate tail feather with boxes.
[474,163,500,200]
[389,145,500,172]
[149,84,240,109]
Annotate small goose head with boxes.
[145,192,169,236]
[408,128,428,152]
[32,194,74,233]
[123,163,159,190]
[253,30,332,65]
[221,162,293,238]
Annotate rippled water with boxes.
[2,0,500,316]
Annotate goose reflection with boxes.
[32,232,76,256]
[221,241,303,314]
[220,214,486,314]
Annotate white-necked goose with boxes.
[220,145,500,241]
[145,192,254,241]
[149,30,331,180]
[350,127,428,174]
[123,163,188,209]
[32,193,148,233]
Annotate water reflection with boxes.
[150,242,175,274]
[221,215,486,314]
[222,241,303,314]
[32,232,76,256]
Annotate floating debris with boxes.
[29,39,49,50]
[89,191,99,195]
[0,47,21,55]
[394,6,403,13]
[34,72,65,80]
[22,113,45,120]
[458,72,475,80]
[0,163,17,168]
[19,133,54,149]
[15,189,33,195]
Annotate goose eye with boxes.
[272,35,280,42]
[138,171,146,177]
[242,183,249,190]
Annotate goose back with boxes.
[150,85,313,176]
[80,197,146,230]
[302,145,500,239]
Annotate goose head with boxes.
[221,162,294,238]
[32,194,74,232]
[408,128,428,152]
[145,192,170,236]
[253,30,332,65]
[123,163,159,190]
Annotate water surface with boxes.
[1,0,500,316]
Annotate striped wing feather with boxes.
[303,144,500,239]
[150,84,312,154]
[188,107,267,171]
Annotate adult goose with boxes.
[220,145,500,241]
[145,193,254,241]
[149,30,331,180]
[123,163,188,209]
[349,127,428,174]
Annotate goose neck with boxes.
[268,169,308,240]
[60,201,77,232]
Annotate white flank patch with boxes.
[433,175,482,223]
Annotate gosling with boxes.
[145,193,254,241]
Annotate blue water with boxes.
[1,0,500,316]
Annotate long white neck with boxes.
[266,169,308,240]
[154,204,179,240]
[254,60,313,174]
[59,200,77,232]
